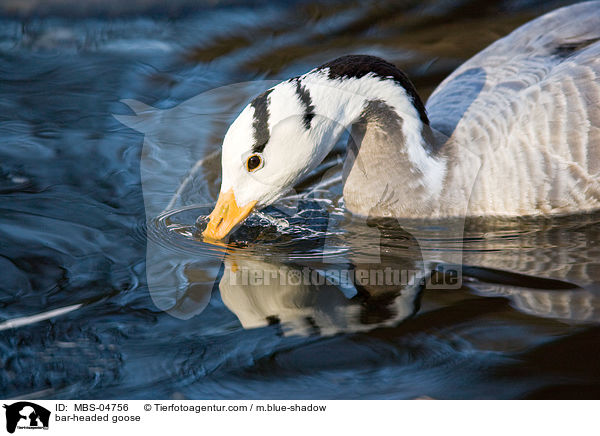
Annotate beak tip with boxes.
[201,228,225,242]
[200,189,257,242]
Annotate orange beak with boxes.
[202,188,257,241]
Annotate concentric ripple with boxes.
[148,199,350,261]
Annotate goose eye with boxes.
[246,154,263,172]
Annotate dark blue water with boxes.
[1,0,599,399]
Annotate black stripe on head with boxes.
[292,78,315,129]
[250,88,273,153]
[316,54,429,125]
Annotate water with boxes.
[1,0,599,399]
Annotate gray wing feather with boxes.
[427,1,600,215]
[428,1,600,130]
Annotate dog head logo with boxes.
[3,402,50,433]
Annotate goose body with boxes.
[203,1,600,240]
[428,1,600,217]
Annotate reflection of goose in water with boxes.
[204,2,600,240]
[175,251,599,335]
[158,216,600,333]
[457,215,600,323]
[219,257,422,336]
[218,221,426,336]
[469,284,599,323]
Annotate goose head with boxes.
[203,55,435,240]
[203,84,326,240]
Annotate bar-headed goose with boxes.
[204,1,600,240]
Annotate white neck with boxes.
[295,69,447,215]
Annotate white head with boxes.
[203,55,432,240]
[220,81,326,209]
